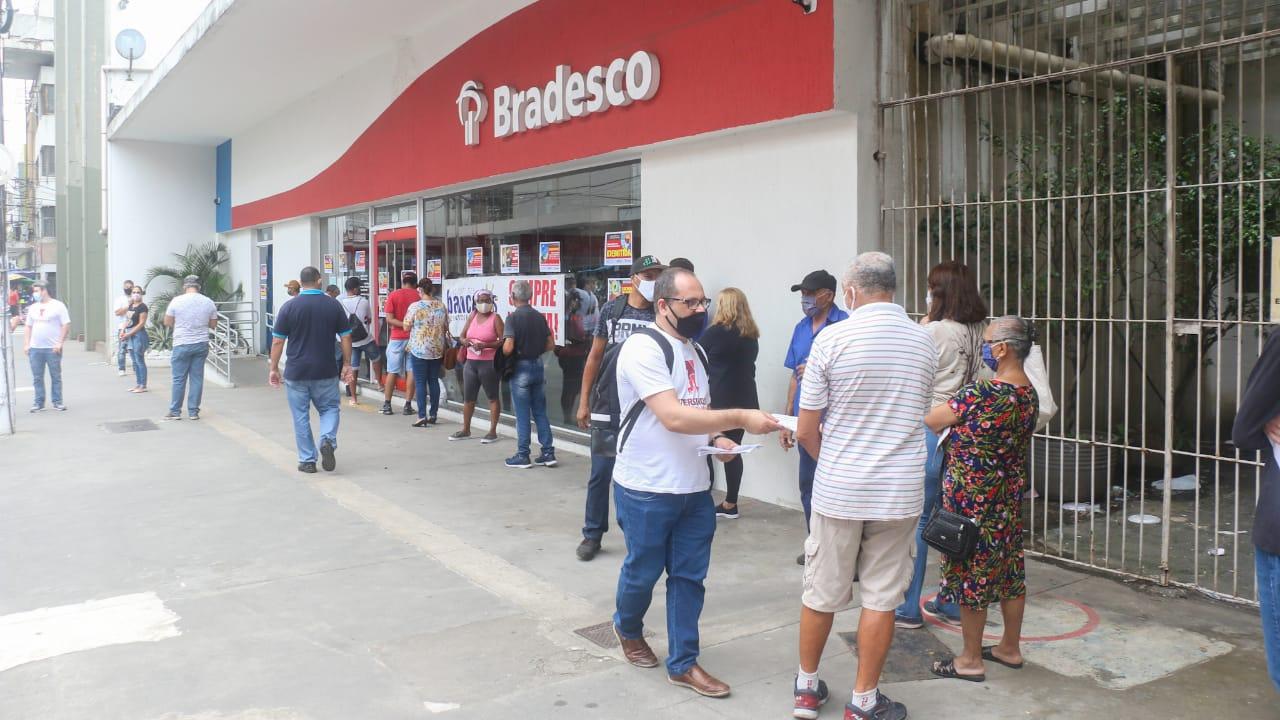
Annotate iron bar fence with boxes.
[879,0,1280,604]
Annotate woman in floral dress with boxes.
[925,315,1039,682]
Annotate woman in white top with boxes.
[895,260,988,629]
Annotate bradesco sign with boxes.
[457,50,660,147]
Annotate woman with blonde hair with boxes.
[699,287,761,519]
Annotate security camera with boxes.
[213,197,221,206]
[792,0,817,13]
[118,0,129,9]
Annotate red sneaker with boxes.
[793,677,829,719]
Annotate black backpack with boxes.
[588,326,708,458]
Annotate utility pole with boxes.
[0,27,14,436]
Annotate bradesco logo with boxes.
[456,50,660,147]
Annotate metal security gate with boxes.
[878,0,1280,604]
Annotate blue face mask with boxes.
[981,342,999,372]
[801,295,819,317]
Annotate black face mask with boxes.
[665,306,706,340]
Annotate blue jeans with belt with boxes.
[1258,547,1280,691]
[896,427,960,622]
[613,485,716,676]
[510,358,553,458]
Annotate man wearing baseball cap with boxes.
[781,269,848,563]
[573,254,666,561]
[281,279,301,308]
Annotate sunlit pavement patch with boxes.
[0,592,181,673]
[922,593,1232,689]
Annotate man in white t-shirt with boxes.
[610,268,780,699]
[338,276,377,406]
[113,280,135,376]
[163,275,220,421]
[23,281,71,412]
[792,252,936,720]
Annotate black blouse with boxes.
[699,323,759,410]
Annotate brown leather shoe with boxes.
[668,664,731,698]
[613,625,658,668]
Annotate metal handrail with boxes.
[209,303,259,386]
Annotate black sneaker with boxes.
[298,461,318,474]
[505,454,533,469]
[793,678,829,720]
[844,692,907,720]
[189,412,200,421]
[576,538,601,561]
[716,503,740,519]
[402,402,415,416]
[380,402,393,415]
[320,440,336,472]
[796,552,806,566]
[534,449,557,467]
[162,413,182,422]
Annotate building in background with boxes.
[2,10,54,286]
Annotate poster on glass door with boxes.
[355,251,367,272]
[465,247,484,275]
[604,231,634,267]
[539,241,561,273]
[338,253,348,274]
[500,244,520,274]
[426,259,442,283]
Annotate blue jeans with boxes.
[1258,547,1280,692]
[128,332,148,387]
[583,453,616,541]
[169,342,209,417]
[284,377,341,463]
[896,428,960,622]
[613,485,716,675]
[510,358,553,457]
[410,355,442,419]
[28,348,62,407]
[799,445,818,531]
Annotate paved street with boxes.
[0,339,1275,720]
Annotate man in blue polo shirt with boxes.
[269,266,355,473]
[780,269,848,564]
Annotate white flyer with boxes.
[775,415,799,433]
[697,443,763,457]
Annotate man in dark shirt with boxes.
[573,255,665,561]
[269,266,354,473]
[503,279,556,470]
[1231,329,1280,692]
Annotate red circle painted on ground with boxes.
[920,593,1101,643]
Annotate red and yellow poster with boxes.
[604,231,634,267]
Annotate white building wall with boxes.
[107,140,215,326]
[268,217,317,316]
[641,113,862,508]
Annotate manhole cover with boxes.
[838,629,953,683]
[103,419,159,434]
[573,621,654,648]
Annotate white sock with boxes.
[851,688,878,712]
[796,667,819,691]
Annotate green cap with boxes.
[630,255,666,275]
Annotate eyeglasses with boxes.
[663,296,711,311]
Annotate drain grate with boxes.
[838,629,953,683]
[103,419,159,434]
[573,621,654,648]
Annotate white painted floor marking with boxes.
[0,592,181,673]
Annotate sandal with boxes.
[412,418,431,428]
[981,646,1024,669]
[930,658,985,683]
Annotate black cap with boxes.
[791,270,837,293]
[630,255,666,276]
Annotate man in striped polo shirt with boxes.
[792,252,936,720]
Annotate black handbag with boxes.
[923,508,980,561]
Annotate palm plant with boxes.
[143,241,243,350]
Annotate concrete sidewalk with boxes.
[0,340,1274,720]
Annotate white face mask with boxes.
[475,302,494,314]
[30,290,41,301]
[637,279,656,302]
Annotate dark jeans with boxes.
[511,358,553,457]
[409,355,442,419]
[1258,546,1280,691]
[798,444,818,531]
[896,428,960,622]
[613,484,716,675]
[583,452,616,541]
[557,353,586,422]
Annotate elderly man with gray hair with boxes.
[792,251,936,720]
[163,274,220,421]
[502,279,557,469]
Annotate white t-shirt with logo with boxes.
[25,299,71,349]
[613,328,711,494]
